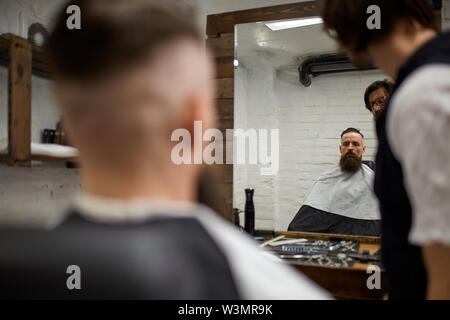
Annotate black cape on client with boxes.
[288,164,381,236]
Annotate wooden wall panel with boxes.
[7,35,31,166]
[206,36,234,58]
[215,58,234,79]
[216,78,234,99]
[216,99,234,120]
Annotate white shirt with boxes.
[74,193,332,300]
[387,64,450,246]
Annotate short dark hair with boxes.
[47,0,201,81]
[321,0,440,53]
[341,127,364,139]
[364,79,394,112]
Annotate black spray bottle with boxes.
[244,188,255,235]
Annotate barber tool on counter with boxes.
[244,188,255,236]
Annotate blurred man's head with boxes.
[48,0,215,199]
[321,0,440,78]
[364,79,394,119]
[339,128,366,174]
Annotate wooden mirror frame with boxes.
[206,1,321,221]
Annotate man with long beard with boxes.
[288,128,381,236]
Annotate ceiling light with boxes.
[265,17,323,31]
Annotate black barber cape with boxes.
[0,211,239,299]
[288,164,381,236]
[374,31,450,300]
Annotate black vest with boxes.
[374,31,450,300]
[0,212,240,299]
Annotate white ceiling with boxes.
[235,18,340,72]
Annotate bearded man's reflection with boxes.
[288,128,381,236]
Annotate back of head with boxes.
[48,0,201,81]
[47,0,214,170]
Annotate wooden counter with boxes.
[274,231,386,300]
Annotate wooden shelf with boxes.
[30,154,79,162]
[0,33,51,78]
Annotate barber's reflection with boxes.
[288,128,381,236]
[364,79,394,119]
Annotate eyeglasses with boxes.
[369,96,388,110]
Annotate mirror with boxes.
[233,18,389,236]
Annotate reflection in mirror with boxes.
[233,18,390,235]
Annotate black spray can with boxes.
[244,188,255,235]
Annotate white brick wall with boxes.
[234,53,386,231]
[234,56,279,230]
[444,0,450,30]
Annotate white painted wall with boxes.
[234,54,280,230]
[444,0,450,30]
[0,166,80,227]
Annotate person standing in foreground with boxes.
[321,0,450,299]
[0,0,330,299]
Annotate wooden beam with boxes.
[206,35,234,58]
[0,34,51,79]
[7,35,32,166]
[207,1,320,36]
[216,78,234,99]
[217,118,233,132]
[220,182,233,221]
[216,99,234,120]
[215,57,234,79]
